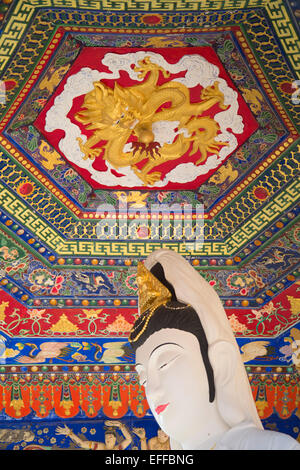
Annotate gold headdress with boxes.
[128,262,172,343]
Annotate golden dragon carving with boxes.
[75,57,229,185]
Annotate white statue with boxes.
[128,249,300,450]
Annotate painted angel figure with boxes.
[56,421,132,450]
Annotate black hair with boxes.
[130,263,215,403]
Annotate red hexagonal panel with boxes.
[35,46,258,190]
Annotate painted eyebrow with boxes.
[149,342,183,358]
[135,343,184,368]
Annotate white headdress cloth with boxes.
[144,248,263,429]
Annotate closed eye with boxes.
[158,354,180,370]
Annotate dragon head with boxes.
[75,81,143,133]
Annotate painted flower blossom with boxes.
[228,313,248,333]
[27,309,46,320]
[250,301,274,319]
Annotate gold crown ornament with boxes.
[128,262,172,343]
[137,262,172,315]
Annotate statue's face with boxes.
[135,328,210,444]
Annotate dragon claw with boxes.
[77,137,100,160]
[132,165,162,186]
[142,171,162,185]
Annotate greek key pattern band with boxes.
[226,177,300,254]
[0,177,298,257]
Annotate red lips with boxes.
[155,403,169,415]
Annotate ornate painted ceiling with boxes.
[0,0,299,450]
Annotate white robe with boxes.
[215,422,300,450]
